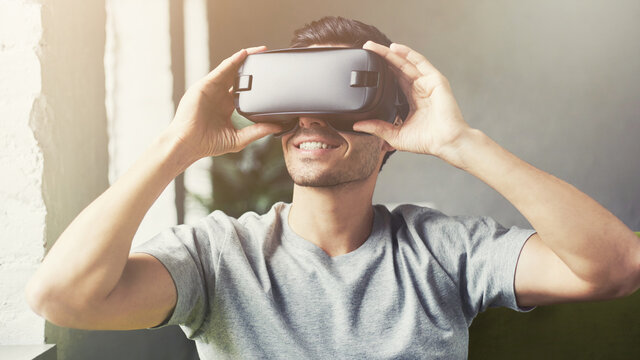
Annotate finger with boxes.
[246,45,268,55]
[200,48,247,91]
[203,45,266,90]
[390,43,441,77]
[233,122,285,151]
[352,119,399,143]
[363,41,422,84]
[225,46,267,95]
[387,64,418,111]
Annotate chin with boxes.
[292,178,347,188]
[288,166,374,188]
[289,171,343,188]
[285,152,380,188]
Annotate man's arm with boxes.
[357,41,640,306]
[444,129,640,306]
[24,132,190,329]
[25,46,282,330]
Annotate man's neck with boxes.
[288,178,377,257]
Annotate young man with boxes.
[26,16,639,359]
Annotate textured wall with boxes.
[0,0,194,357]
[30,0,111,355]
[0,0,112,346]
[0,0,48,345]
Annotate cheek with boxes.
[346,137,384,159]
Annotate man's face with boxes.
[281,43,389,188]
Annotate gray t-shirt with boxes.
[131,202,536,359]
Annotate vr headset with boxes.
[233,46,409,134]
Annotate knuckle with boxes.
[400,62,413,73]
[412,74,450,97]
[411,53,426,64]
[196,88,213,102]
[412,77,430,97]
[219,57,232,67]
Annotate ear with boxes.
[382,140,395,152]
[381,115,403,152]
[382,115,400,152]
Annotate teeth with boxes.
[299,141,334,150]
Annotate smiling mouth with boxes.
[297,141,339,150]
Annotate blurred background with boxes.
[1,0,638,359]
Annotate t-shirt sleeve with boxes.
[398,205,536,318]
[451,214,536,315]
[130,218,220,337]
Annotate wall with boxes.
[0,0,112,349]
[0,0,198,358]
[0,0,111,346]
[0,0,49,345]
[372,1,640,233]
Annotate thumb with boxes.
[233,122,284,151]
[352,119,398,142]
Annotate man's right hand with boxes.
[166,46,284,161]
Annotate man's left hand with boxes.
[354,41,473,163]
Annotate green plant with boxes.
[188,111,293,217]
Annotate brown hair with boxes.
[290,16,393,49]
[290,16,402,171]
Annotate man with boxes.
[26,16,639,359]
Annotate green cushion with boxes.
[469,230,640,359]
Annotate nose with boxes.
[298,116,329,129]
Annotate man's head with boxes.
[282,16,404,187]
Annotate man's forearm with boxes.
[27,131,195,309]
[443,128,640,287]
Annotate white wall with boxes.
[0,0,48,345]
[0,0,109,345]
[0,0,195,357]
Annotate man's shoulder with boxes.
[203,202,289,241]
[381,202,500,231]
[378,202,445,226]
[203,202,289,225]
[378,202,494,247]
[235,201,289,226]
[376,202,454,245]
